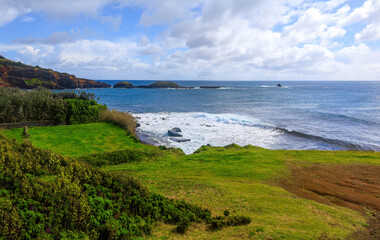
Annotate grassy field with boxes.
[2,124,380,239]
[0,122,154,157]
[105,145,380,240]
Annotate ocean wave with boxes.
[312,111,380,126]
[276,127,380,151]
[134,112,281,154]
[133,112,379,154]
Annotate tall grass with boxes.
[99,109,137,136]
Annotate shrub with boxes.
[99,109,137,136]
[176,217,190,234]
[211,214,251,230]
[0,88,99,124]
[66,99,106,124]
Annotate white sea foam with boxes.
[134,112,283,154]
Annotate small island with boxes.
[137,81,192,89]
[113,81,134,88]
[113,81,224,89]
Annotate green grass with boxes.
[1,122,155,157]
[25,77,55,86]
[2,124,380,239]
[104,145,380,240]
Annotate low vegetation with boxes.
[0,135,250,239]
[1,122,148,157]
[105,145,380,239]
[0,88,103,124]
[99,109,137,136]
[3,122,379,239]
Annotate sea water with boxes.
[75,81,380,154]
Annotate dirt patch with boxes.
[280,163,380,239]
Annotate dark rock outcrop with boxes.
[170,137,190,142]
[168,127,183,137]
[0,56,111,89]
[113,81,134,88]
[277,84,282,87]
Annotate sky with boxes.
[0,0,380,81]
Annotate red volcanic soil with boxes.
[280,163,380,239]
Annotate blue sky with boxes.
[0,0,380,80]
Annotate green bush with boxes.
[0,88,101,124]
[65,99,106,124]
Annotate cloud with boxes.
[355,24,380,42]
[0,3,28,26]
[14,31,82,45]
[0,0,109,26]
[1,0,380,80]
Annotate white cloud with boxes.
[1,0,380,80]
[355,24,380,42]
[0,3,28,26]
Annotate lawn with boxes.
[0,122,155,157]
[2,124,380,239]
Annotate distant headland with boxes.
[0,55,110,89]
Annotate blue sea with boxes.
[78,81,380,154]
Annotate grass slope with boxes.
[3,124,380,239]
[1,122,154,157]
[105,146,380,240]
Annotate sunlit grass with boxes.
[1,122,153,157]
[2,125,380,239]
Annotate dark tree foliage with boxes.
[0,88,102,124]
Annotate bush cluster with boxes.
[0,88,105,125]
[66,99,106,124]
[0,88,67,123]
[211,215,252,230]
[0,135,250,239]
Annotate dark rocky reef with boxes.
[113,81,134,88]
[0,56,110,89]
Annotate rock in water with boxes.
[170,137,191,142]
[277,84,282,87]
[168,127,183,137]
[171,127,182,132]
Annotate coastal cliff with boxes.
[0,55,110,89]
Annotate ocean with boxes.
[77,81,380,154]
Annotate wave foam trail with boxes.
[134,112,282,154]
